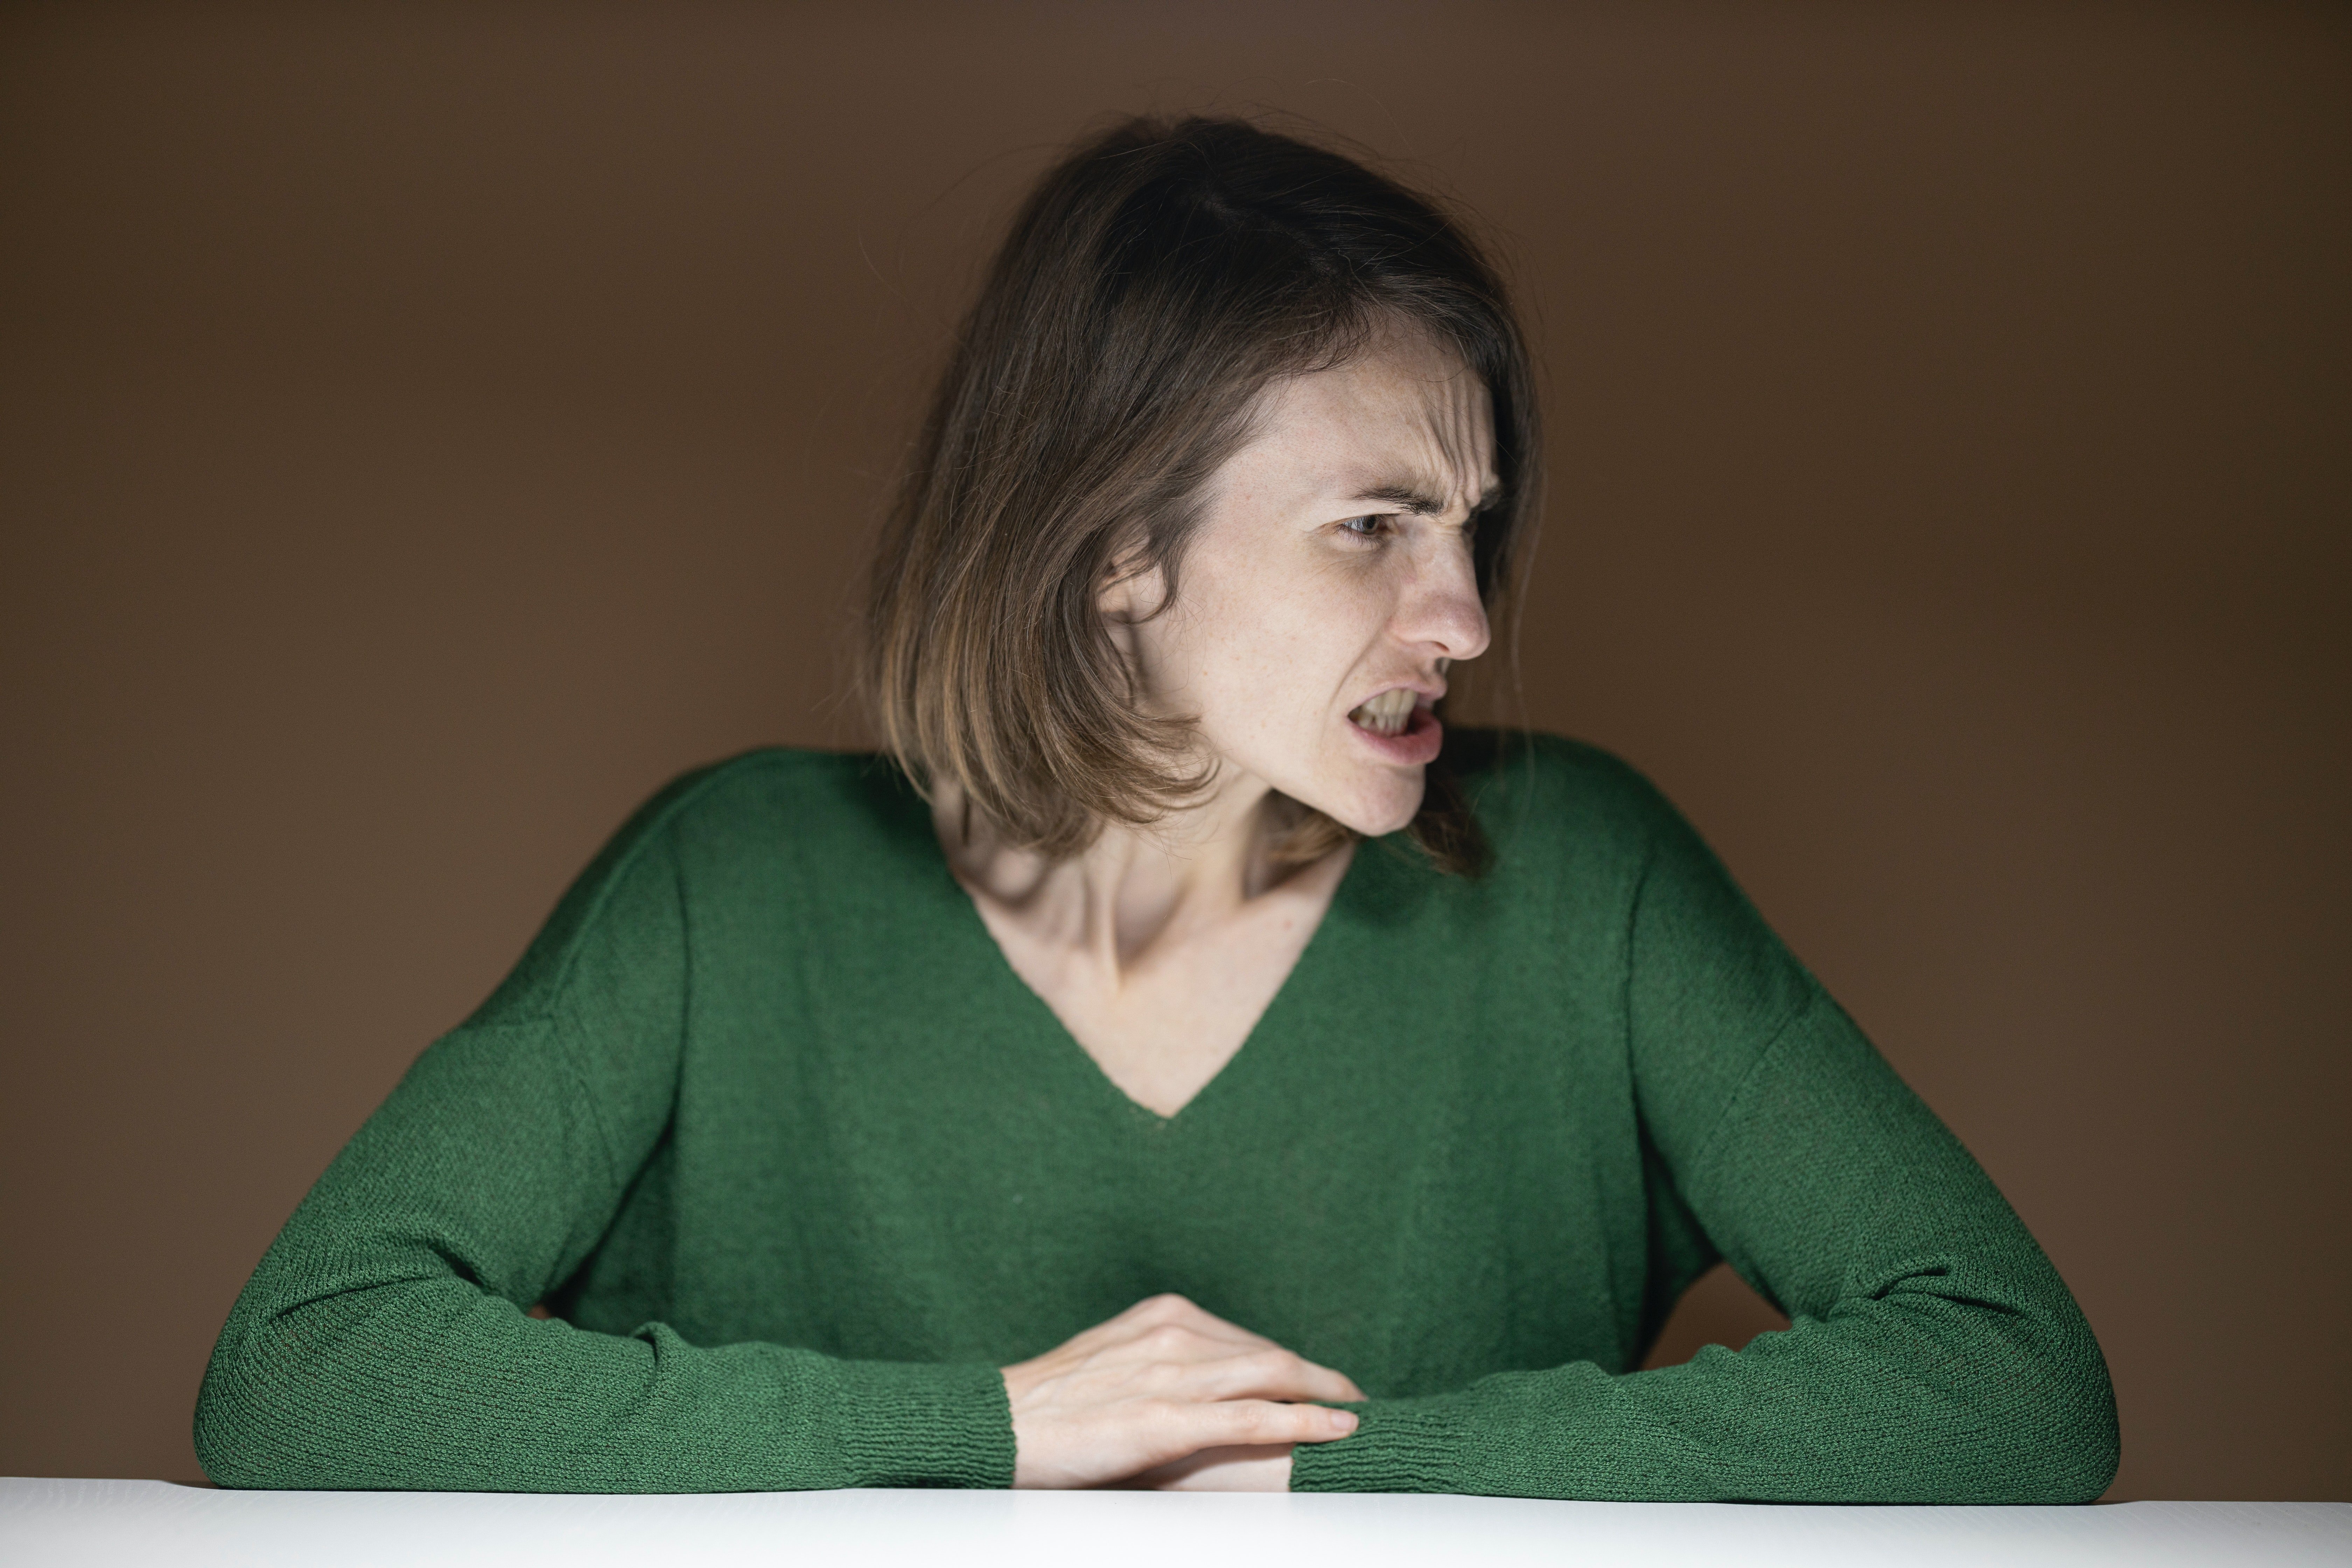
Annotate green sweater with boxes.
[194,735,2118,1500]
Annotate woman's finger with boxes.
[1173,1398,1360,1450]
[1120,1444,1295,1492]
[1173,1347,1367,1405]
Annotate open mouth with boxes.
[1345,688,1443,764]
[1348,688,1420,736]
[1346,686,1443,764]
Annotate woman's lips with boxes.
[1347,699,1442,765]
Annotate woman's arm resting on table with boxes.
[193,1019,1010,1491]
[194,768,1010,1492]
[1293,765,2119,1502]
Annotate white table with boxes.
[3,1478,2345,1567]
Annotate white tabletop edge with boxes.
[4,1478,2347,1568]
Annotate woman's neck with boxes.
[933,769,1315,974]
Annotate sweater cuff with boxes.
[1288,1398,1461,1493]
[832,1359,1014,1488]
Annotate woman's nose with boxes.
[1399,538,1491,664]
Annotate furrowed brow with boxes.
[1349,483,1448,516]
[1350,478,1503,518]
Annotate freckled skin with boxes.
[1124,330,1497,838]
[944,330,1498,1493]
[941,328,1496,1120]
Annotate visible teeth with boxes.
[1348,688,1418,737]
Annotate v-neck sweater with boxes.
[195,735,2119,1501]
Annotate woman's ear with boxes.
[1096,547,1166,626]
[1096,546,1165,677]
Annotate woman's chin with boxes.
[1300,771,1426,839]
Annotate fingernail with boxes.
[1329,1409,1359,1432]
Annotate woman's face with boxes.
[1109,330,1497,838]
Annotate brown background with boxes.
[1,1,2344,1500]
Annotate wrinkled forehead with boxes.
[1240,329,1499,514]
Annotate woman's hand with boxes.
[999,1293,1364,1489]
[1117,1443,1300,1491]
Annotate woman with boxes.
[195,116,2118,1500]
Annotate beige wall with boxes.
[1,2,2343,1498]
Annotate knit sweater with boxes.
[194,733,2118,1499]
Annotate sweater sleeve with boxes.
[1291,767,2119,1502]
[194,769,1013,1491]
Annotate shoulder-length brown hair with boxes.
[863,115,1539,875]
